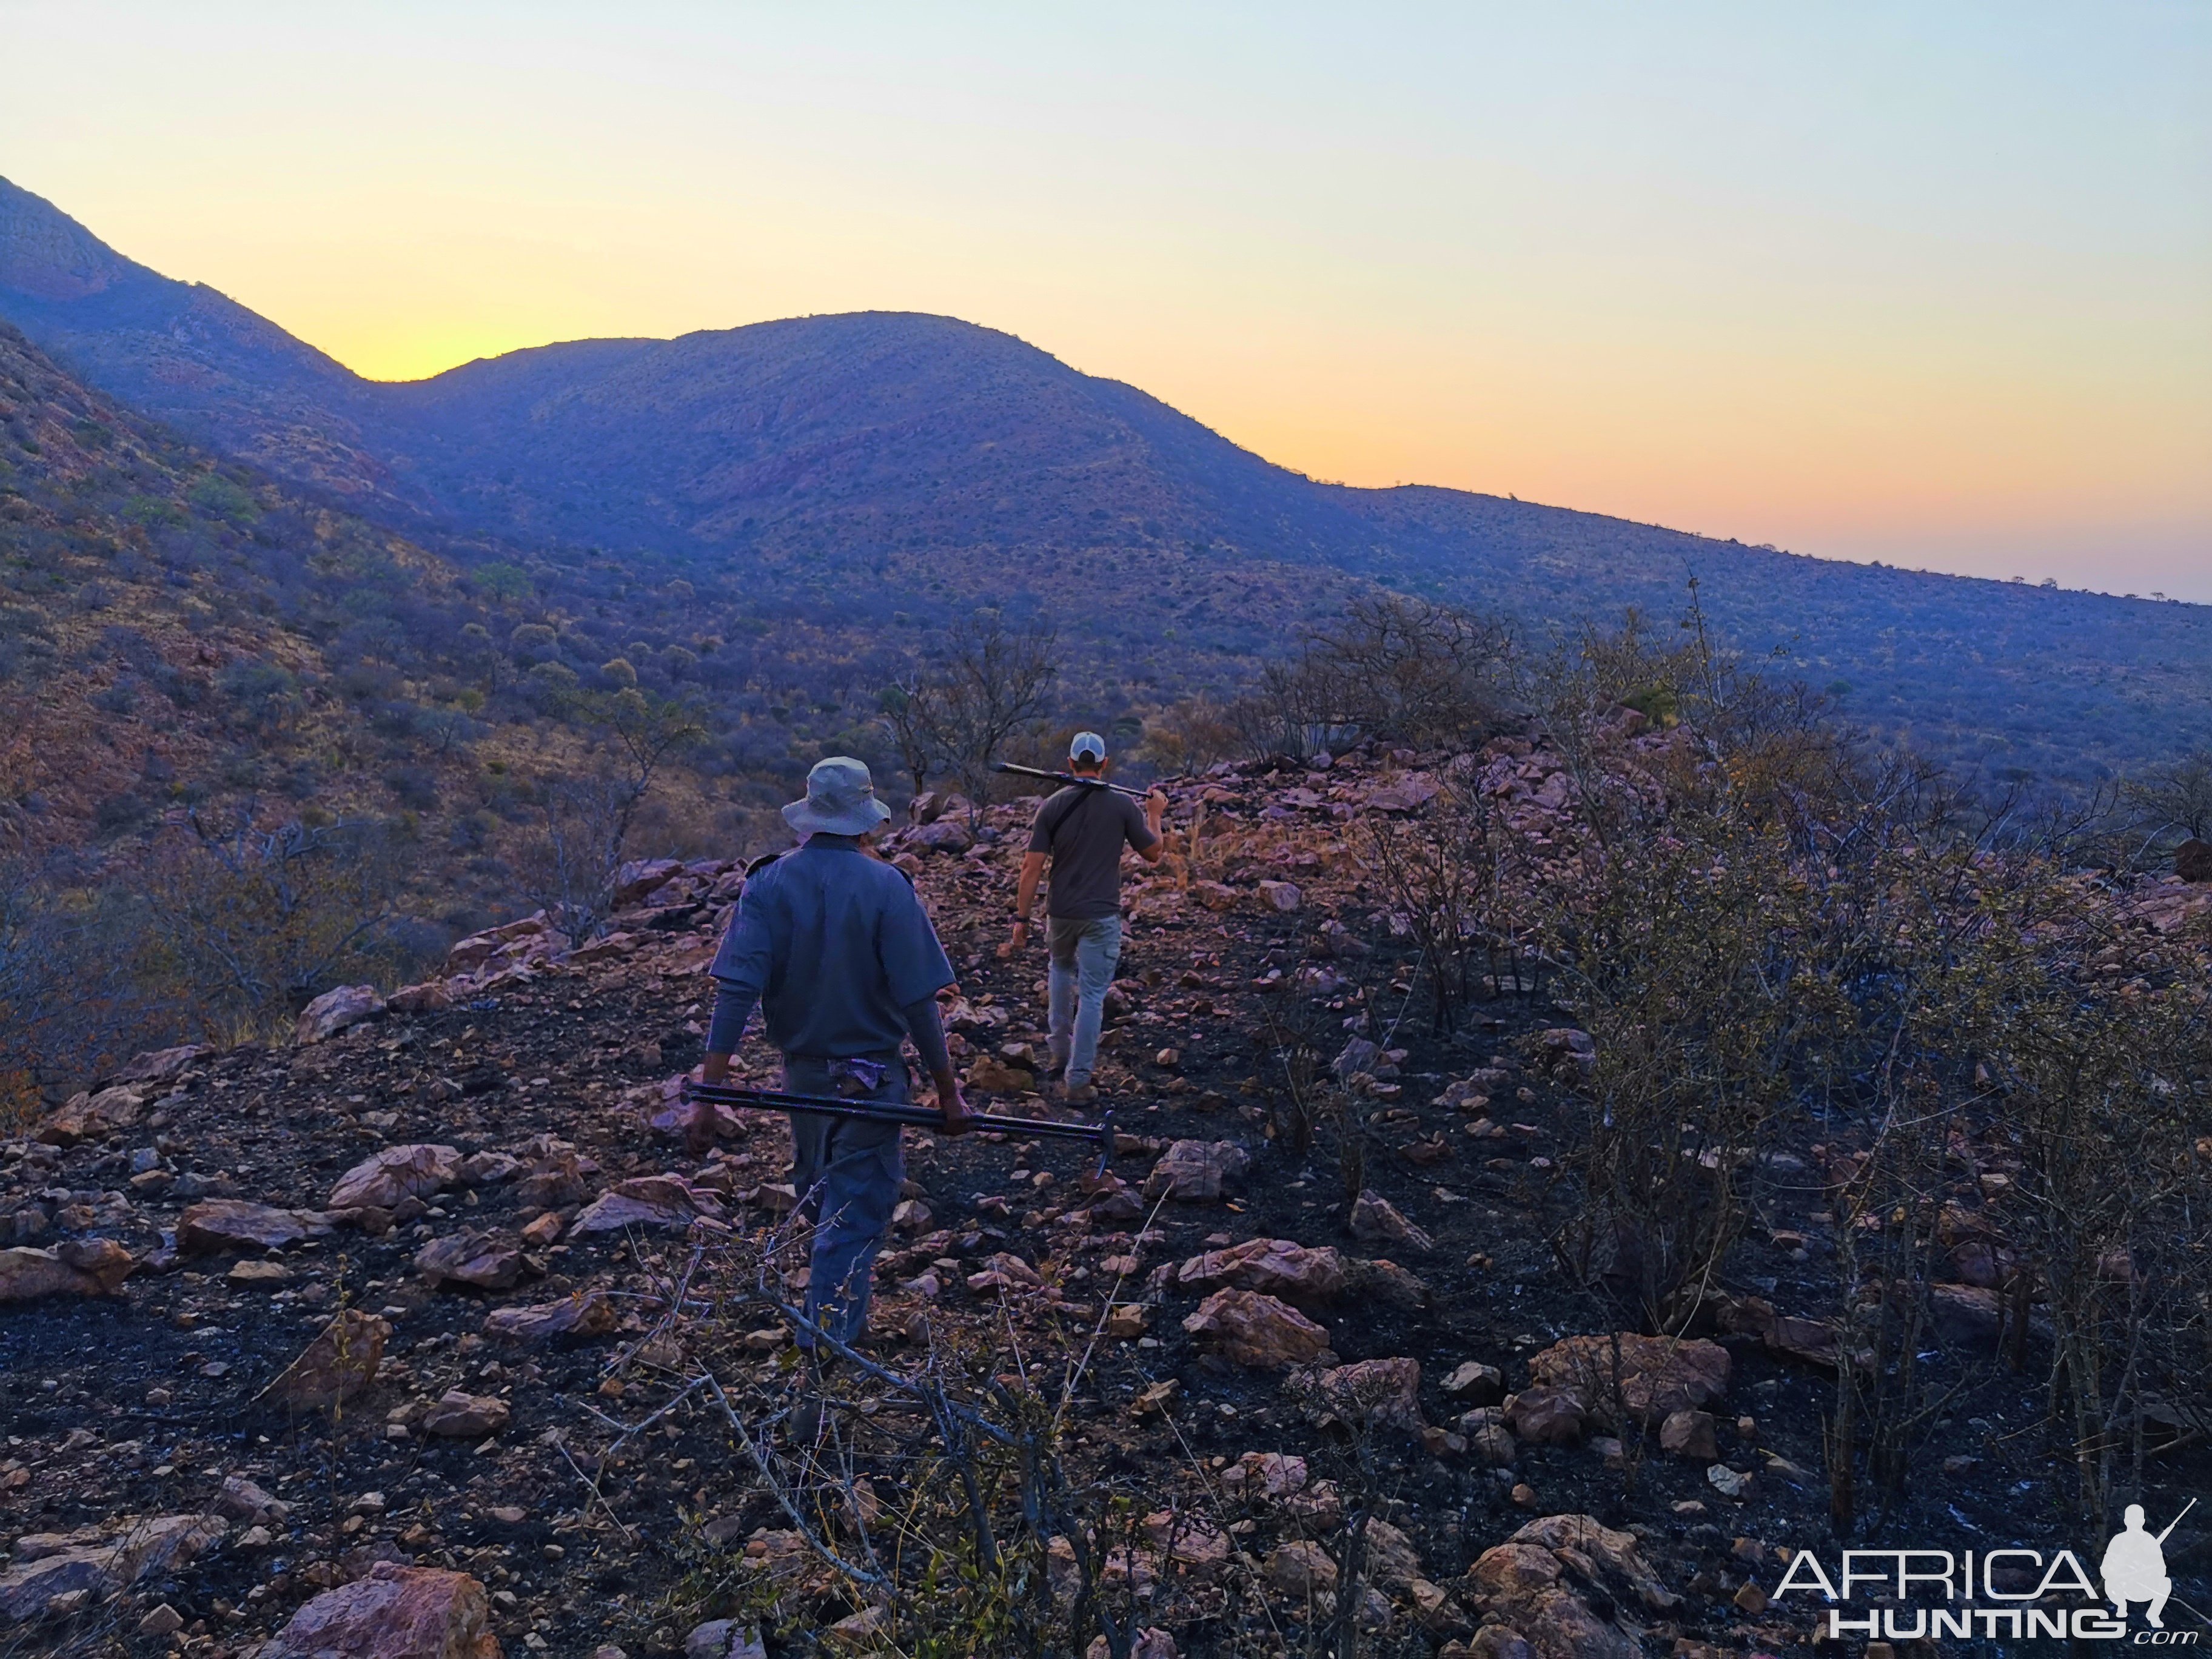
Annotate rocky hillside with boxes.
[5,739,2207,1656]
[5,175,2209,783]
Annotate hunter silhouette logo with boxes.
[2105,1501,2194,1630]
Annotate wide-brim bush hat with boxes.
[783,756,893,838]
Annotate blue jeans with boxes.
[1047,914,1123,1087]
[782,1056,906,1347]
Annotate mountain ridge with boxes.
[3,173,2207,783]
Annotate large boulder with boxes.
[178,1199,330,1255]
[1182,1289,1332,1367]
[294,984,386,1045]
[1176,1238,1347,1307]
[329,1144,464,1211]
[260,1562,500,1658]
[1143,1139,1252,1202]
[0,1239,136,1303]
[1526,1333,1730,1426]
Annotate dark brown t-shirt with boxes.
[1028,786,1158,920]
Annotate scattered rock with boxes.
[178,1199,330,1255]
[329,1144,464,1211]
[1267,1540,1338,1597]
[571,1174,726,1234]
[39,1084,147,1145]
[1659,1408,1718,1460]
[260,1309,391,1410]
[415,1230,528,1290]
[1505,1386,1588,1446]
[483,1291,618,1345]
[1443,1361,1504,1403]
[1344,1256,1429,1309]
[965,1054,1034,1093]
[1175,1238,1346,1306]
[137,1602,185,1637]
[0,1514,227,1624]
[0,1239,135,1303]
[1349,1188,1432,1252]
[422,1389,512,1438]
[294,984,386,1045]
[686,1619,769,1659]
[1143,1139,1252,1202]
[260,1562,500,1658]
[109,1045,206,1085]
[1182,1289,1332,1367]
[1526,1333,1731,1425]
[1309,1357,1424,1432]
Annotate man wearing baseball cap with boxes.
[999,732,1166,1102]
[702,756,971,1393]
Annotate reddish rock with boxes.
[0,1238,136,1302]
[483,1290,617,1345]
[1310,1357,1424,1431]
[259,1310,390,1410]
[0,1514,227,1623]
[108,1045,205,1085]
[570,1174,726,1235]
[422,1389,511,1438]
[1349,1188,1432,1252]
[294,984,386,1045]
[329,1144,463,1212]
[1182,1289,1332,1367]
[1175,1238,1346,1306]
[260,1562,500,1659]
[1659,1409,1718,1460]
[414,1231,526,1291]
[387,980,455,1014]
[39,1084,147,1146]
[1505,1386,1589,1446]
[178,1199,330,1255]
[1143,1139,1252,1202]
[1527,1333,1730,1425]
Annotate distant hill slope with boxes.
[4,174,2207,782]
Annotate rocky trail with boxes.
[6,742,2209,1658]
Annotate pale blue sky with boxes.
[3,1,2207,595]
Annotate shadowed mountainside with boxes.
[4,173,2208,783]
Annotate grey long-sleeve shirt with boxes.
[704,836,955,1072]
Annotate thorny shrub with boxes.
[589,1214,1446,1658]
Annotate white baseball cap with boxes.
[1070,731,1107,762]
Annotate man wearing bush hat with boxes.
[702,756,971,1393]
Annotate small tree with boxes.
[885,615,1059,816]
[138,811,409,1035]
[515,687,705,946]
[2124,749,2212,845]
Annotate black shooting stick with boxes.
[682,1079,1117,1173]
[989,760,1150,801]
